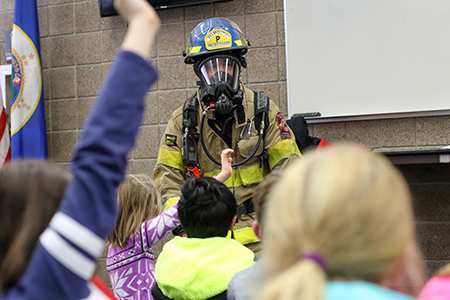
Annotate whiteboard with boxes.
[285,0,450,121]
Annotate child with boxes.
[0,0,160,298]
[259,146,418,300]
[418,263,450,300]
[152,174,255,300]
[106,149,234,300]
[227,171,282,300]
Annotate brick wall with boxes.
[1,0,449,291]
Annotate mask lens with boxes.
[199,57,239,90]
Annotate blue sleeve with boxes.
[61,50,157,237]
[1,51,158,300]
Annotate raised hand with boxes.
[215,148,234,182]
[114,0,160,58]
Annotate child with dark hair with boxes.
[152,177,255,300]
[178,177,237,238]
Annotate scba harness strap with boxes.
[183,94,198,130]
[253,91,270,136]
[181,94,200,166]
[236,198,254,215]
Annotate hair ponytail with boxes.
[258,260,326,300]
[258,146,415,300]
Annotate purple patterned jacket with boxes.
[106,203,180,300]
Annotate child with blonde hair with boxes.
[106,149,234,300]
[259,146,420,300]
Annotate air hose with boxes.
[199,106,266,167]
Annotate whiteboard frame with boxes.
[303,109,450,124]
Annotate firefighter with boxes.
[153,17,301,253]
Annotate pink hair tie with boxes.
[212,175,217,179]
[301,252,327,271]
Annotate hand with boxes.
[215,148,234,182]
[114,0,158,24]
[114,0,160,58]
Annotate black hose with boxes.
[199,107,265,167]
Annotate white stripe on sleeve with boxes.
[40,228,96,280]
[50,212,105,258]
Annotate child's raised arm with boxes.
[215,148,234,182]
[0,1,161,299]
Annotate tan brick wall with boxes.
[1,0,449,291]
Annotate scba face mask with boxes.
[198,55,243,115]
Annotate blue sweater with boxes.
[1,51,158,300]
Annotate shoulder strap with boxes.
[254,91,270,134]
[183,93,199,130]
[181,93,200,166]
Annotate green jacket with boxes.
[155,237,255,300]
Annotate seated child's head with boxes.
[178,177,236,238]
[108,174,162,248]
[251,170,282,240]
[0,160,72,291]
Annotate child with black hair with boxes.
[152,176,255,300]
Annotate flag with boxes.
[0,99,11,166]
[11,0,48,159]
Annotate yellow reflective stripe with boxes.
[157,148,186,172]
[234,40,242,46]
[233,227,260,245]
[239,163,269,185]
[267,139,301,168]
[164,196,180,211]
[189,46,202,54]
[203,163,269,187]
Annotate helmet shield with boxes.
[185,18,249,64]
[199,56,240,92]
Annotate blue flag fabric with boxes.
[11,0,48,159]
